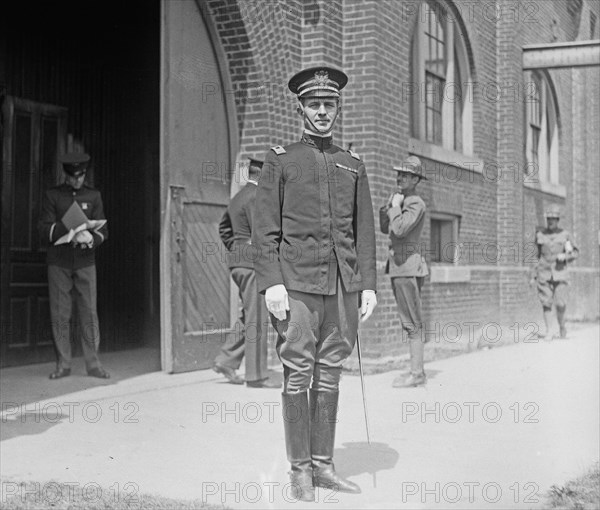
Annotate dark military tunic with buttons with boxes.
[39,183,108,268]
[218,181,257,270]
[253,133,376,392]
[252,133,376,295]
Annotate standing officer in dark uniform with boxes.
[252,66,377,501]
[530,205,579,340]
[380,156,429,388]
[39,153,110,380]
[213,157,280,388]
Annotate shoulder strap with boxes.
[271,145,286,155]
[348,149,360,160]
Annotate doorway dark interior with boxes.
[0,0,161,367]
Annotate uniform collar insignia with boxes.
[301,133,333,149]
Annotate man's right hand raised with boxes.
[265,284,289,321]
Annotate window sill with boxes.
[429,265,471,283]
[523,180,566,197]
[409,138,485,174]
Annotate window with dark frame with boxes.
[430,214,459,264]
[528,73,542,168]
[525,71,559,184]
[424,2,445,145]
[410,0,471,154]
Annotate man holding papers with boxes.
[39,153,110,380]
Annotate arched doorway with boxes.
[160,0,239,372]
[0,0,161,368]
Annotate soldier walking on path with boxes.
[213,157,281,388]
[252,66,377,501]
[530,205,579,340]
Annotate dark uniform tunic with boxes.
[214,181,269,382]
[252,134,376,391]
[39,183,108,370]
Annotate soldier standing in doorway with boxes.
[39,153,110,380]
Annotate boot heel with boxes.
[289,469,315,502]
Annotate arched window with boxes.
[410,0,473,155]
[525,71,559,184]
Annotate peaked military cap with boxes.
[288,66,348,98]
[247,156,264,179]
[59,153,90,177]
[393,155,428,180]
[248,156,264,167]
[544,204,561,218]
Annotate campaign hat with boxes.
[393,155,428,180]
[544,205,562,218]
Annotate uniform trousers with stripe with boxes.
[48,264,102,370]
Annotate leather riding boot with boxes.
[309,390,361,494]
[282,391,315,502]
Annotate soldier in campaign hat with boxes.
[213,156,281,389]
[252,66,377,501]
[530,204,579,340]
[38,152,110,379]
[380,156,429,388]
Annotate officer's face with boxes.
[546,217,559,230]
[65,172,86,190]
[397,172,420,193]
[297,94,340,134]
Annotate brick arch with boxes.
[204,0,304,161]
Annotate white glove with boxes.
[265,284,289,321]
[360,290,377,322]
[74,230,93,248]
[391,193,404,208]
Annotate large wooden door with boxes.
[1,98,67,366]
[160,0,237,372]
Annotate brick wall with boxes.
[203,0,599,360]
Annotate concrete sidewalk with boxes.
[1,324,598,509]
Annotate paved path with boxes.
[1,324,598,509]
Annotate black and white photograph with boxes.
[1,1,599,508]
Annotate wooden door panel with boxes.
[1,97,66,367]
[11,112,33,250]
[162,0,236,372]
[182,202,230,331]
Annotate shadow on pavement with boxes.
[1,409,70,441]
[334,441,399,484]
[0,347,161,441]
